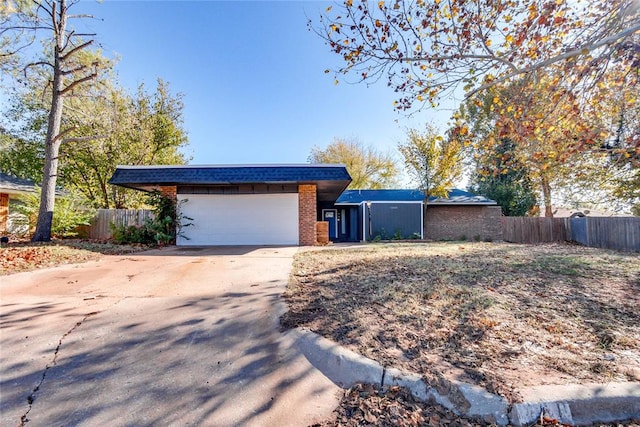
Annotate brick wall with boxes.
[424,205,502,241]
[158,186,177,203]
[298,184,317,246]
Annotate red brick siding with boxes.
[424,205,502,241]
[158,186,177,203]
[298,184,317,246]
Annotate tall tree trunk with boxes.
[31,1,66,242]
[541,176,553,218]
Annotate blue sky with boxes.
[76,0,456,167]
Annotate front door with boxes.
[322,209,338,240]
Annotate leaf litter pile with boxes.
[314,383,639,427]
[281,242,640,404]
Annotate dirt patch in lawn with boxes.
[281,242,640,403]
[0,239,152,275]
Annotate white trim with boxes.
[420,202,424,239]
[361,200,423,204]
[426,202,496,206]
[362,205,367,242]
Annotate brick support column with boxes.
[298,184,317,246]
[158,186,177,204]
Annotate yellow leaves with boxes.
[435,0,441,4]
[458,125,469,136]
[485,39,492,47]
[330,24,338,32]
[378,0,384,9]
[326,5,332,12]
[417,95,424,101]
[547,125,556,133]
[505,34,514,44]
[334,79,339,85]
[346,0,353,6]
[375,19,382,28]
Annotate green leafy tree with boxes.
[14,188,95,238]
[61,78,189,208]
[309,138,398,189]
[0,77,189,208]
[468,138,537,216]
[3,0,108,241]
[398,124,462,198]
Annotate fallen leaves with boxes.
[1,239,152,275]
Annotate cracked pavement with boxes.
[0,246,340,427]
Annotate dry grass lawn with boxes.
[282,242,640,403]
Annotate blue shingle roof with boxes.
[110,164,350,185]
[336,188,496,205]
[109,164,352,202]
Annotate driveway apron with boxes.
[0,246,340,426]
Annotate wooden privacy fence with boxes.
[501,217,569,244]
[86,209,154,240]
[569,217,640,252]
[502,216,640,252]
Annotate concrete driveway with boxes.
[0,246,340,427]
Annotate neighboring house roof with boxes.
[0,172,36,195]
[428,189,496,205]
[336,188,496,205]
[109,164,352,202]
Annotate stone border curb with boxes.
[285,328,640,426]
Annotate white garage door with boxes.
[176,193,299,246]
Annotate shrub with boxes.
[110,191,192,245]
[14,188,95,238]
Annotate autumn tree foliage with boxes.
[398,124,462,198]
[309,138,399,189]
[313,0,639,111]
[314,0,639,209]
[468,137,537,216]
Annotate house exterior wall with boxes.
[298,184,317,246]
[424,205,502,241]
[367,202,422,240]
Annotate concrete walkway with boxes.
[1,246,340,427]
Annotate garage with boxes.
[108,164,352,246]
[177,193,299,246]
